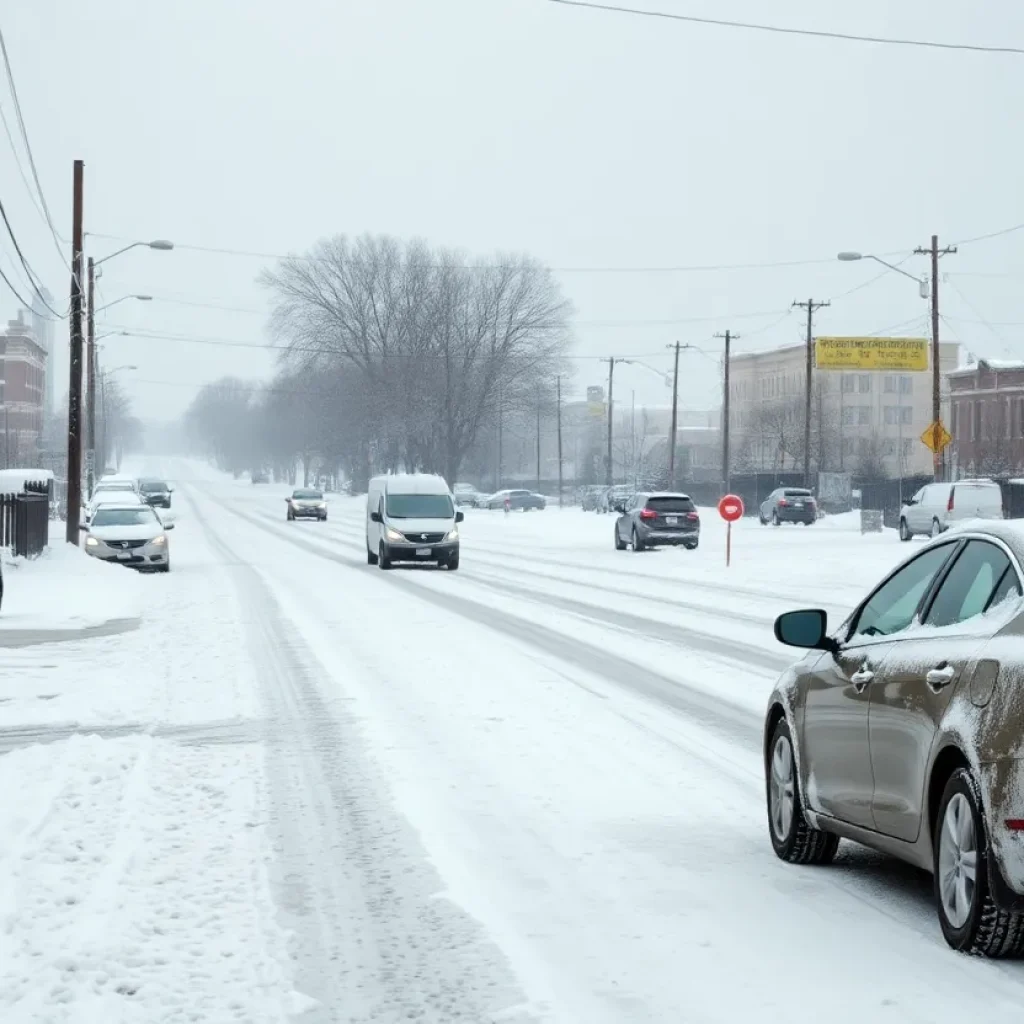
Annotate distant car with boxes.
[900,479,1004,541]
[286,488,327,521]
[252,471,269,484]
[485,489,546,511]
[580,486,605,512]
[613,491,700,551]
[454,483,484,508]
[94,477,138,495]
[138,478,173,509]
[598,484,632,514]
[82,504,175,573]
[760,488,818,526]
[87,489,144,519]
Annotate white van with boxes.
[899,478,1004,541]
[366,473,463,570]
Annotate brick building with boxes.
[1,311,48,466]
[947,359,1024,477]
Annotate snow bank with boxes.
[0,733,310,1023]
[0,526,143,636]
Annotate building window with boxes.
[900,376,913,394]
[842,406,855,426]
[883,438,897,455]
[858,406,872,426]
[884,406,897,425]
[858,375,872,393]
[842,436,856,457]
[884,375,897,393]
[974,401,982,440]
[841,375,854,394]
[902,438,914,457]
[901,407,912,425]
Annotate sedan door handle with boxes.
[926,665,956,690]
[851,667,874,691]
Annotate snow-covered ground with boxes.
[4,460,1024,1023]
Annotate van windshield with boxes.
[386,493,454,519]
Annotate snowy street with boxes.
[3,464,1024,1023]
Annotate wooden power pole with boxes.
[714,331,737,493]
[665,341,694,490]
[792,298,830,489]
[915,235,957,481]
[65,159,84,544]
[556,375,564,508]
[86,256,96,498]
[604,357,616,486]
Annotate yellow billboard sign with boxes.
[815,337,929,372]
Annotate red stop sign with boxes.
[718,494,744,522]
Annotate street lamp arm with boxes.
[865,254,923,283]
[94,242,145,268]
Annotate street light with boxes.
[837,251,929,298]
[93,239,174,269]
[94,294,152,315]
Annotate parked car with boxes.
[366,473,463,570]
[597,484,632,514]
[252,470,269,484]
[580,486,606,512]
[900,479,1004,541]
[138,478,173,509]
[767,522,1024,954]
[286,488,327,521]
[760,487,818,526]
[82,503,175,573]
[454,483,484,508]
[94,476,138,495]
[484,489,546,511]
[86,489,144,520]
[613,492,700,551]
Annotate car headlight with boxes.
[85,536,99,548]
[317,501,326,509]
[445,527,459,542]
[152,534,167,546]
[384,527,404,543]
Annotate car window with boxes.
[782,489,812,497]
[923,541,1017,628]
[852,544,956,639]
[646,496,695,513]
[988,564,1023,611]
[910,488,924,504]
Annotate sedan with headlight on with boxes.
[286,488,328,521]
[81,504,174,573]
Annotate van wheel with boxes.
[934,768,1024,956]
[367,546,378,565]
[378,543,392,570]
[931,518,943,538]
[899,518,912,542]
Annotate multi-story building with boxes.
[727,341,960,479]
[1,311,48,465]
[947,358,1024,477]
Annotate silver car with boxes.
[82,504,175,573]
[900,478,1003,541]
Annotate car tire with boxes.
[378,543,392,570]
[899,518,912,542]
[931,518,943,538]
[759,514,768,525]
[447,553,460,571]
[772,511,781,527]
[685,540,699,550]
[614,526,627,551]
[934,767,1024,957]
[766,718,839,866]
[632,527,644,553]
[367,547,378,566]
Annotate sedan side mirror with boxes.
[774,609,838,654]
[164,523,176,531]
[370,511,382,523]
[455,510,465,523]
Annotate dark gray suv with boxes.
[759,487,817,526]
[613,492,700,551]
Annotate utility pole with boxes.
[915,235,957,481]
[556,375,564,508]
[65,159,84,545]
[86,256,96,497]
[665,341,694,490]
[714,331,737,493]
[792,298,830,489]
[536,388,542,493]
[604,357,617,486]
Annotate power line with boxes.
[544,0,1024,55]
[0,257,40,311]
[0,25,73,277]
[952,222,1024,246]
[0,195,67,318]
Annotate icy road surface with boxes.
[4,462,1024,1023]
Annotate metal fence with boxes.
[0,479,51,557]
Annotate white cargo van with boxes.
[899,478,1004,541]
[366,473,463,570]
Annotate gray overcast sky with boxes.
[3,0,1024,422]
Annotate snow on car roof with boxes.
[384,473,451,495]
[934,520,1024,563]
[641,491,693,500]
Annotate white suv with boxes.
[899,478,1003,541]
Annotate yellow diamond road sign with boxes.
[920,420,952,454]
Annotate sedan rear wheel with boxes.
[934,767,1024,956]
[931,518,943,538]
[772,511,781,527]
[899,518,912,542]
[632,527,644,553]
[766,718,838,865]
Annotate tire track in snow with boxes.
[217,499,762,749]
[192,496,530,1024]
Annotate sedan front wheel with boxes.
[766,718,838,865]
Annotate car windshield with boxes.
[139,480,168,492]
[646,496,695,513]
[91,508,158,527]
[783,489,813,497]
[294,490,322,500]
[386,493,453,518]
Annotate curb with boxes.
[0,616,142,648]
